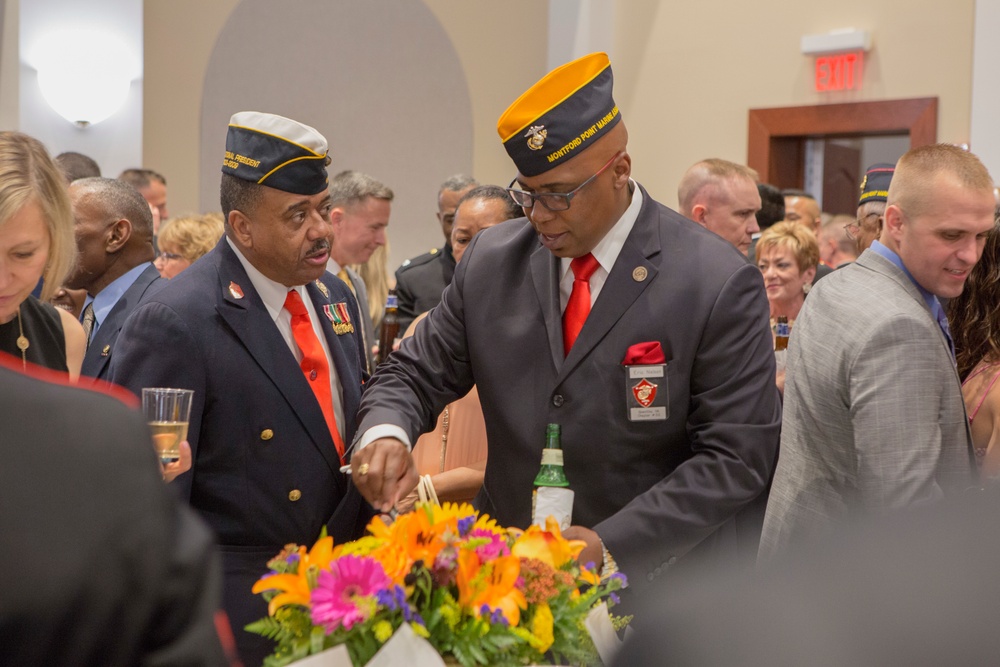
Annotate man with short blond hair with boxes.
[327,169,394,369]
[678,158,761,256]
[760,144,997,563]
[818,214,859,269]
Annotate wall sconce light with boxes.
[32,29,139,128]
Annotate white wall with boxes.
[17,0,142,176]
[971,0,1000,182]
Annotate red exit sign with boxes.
[815,51,864,92]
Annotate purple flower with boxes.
[489,607,509,627]
[457,515,476,537]
[311,555,391,633]
[609,592,621,605]
[610,572,628,586]
[376,588,398,609]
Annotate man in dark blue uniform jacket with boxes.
[111,112,370,666]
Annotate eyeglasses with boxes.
[158,252,184,261]
[506,151,622,211]
[844,212,882,241]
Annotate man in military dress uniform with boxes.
[394,174,477,332]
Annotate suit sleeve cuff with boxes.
[356,425,412,453]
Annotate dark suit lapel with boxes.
[556,190,661,385]
[530,245,565,370]
[307,280,362,446]
[212,243,343,477]
[82,263,160,378]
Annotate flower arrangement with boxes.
[247,503,627,667]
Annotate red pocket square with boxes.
[622,341,666,365]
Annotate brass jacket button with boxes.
[288,489,302,502]
[260,429,274,440]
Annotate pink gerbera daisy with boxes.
[469,528,509,561]
[311,555,391,633]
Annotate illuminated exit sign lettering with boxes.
[815,51,864,92]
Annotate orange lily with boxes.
[251,535,336,615]
[456,550,527,626]
[369,507,455,567]
[511,517,586,569]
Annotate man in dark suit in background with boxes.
[394,174,478,332]
[0,355,227,666]
[65,177,161,381]
[111,112,370,666]
[350,53,781,585]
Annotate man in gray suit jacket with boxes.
[350,52,781,583]
[759,144,997,563]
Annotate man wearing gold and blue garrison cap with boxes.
[352,54,781,584]
[111,112,371,665]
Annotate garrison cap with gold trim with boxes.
[858,163,895,206]
[497,52,621,177]
[222,111,330,195]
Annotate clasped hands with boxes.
[349,437,420,514]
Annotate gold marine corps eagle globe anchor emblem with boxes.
[524,125,547,151]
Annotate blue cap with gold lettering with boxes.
[222,111,330,195]
[497,52,620,177]
[858,163,895,206]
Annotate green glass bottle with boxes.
[531,423,574,529]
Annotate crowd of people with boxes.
[2,50,999,666]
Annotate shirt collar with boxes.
[84,262,152,326]
[868,240,939,314]
[226,237,306,322]
[561,179,643,278]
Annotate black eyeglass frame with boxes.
[505,151,623,212]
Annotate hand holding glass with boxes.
[143,388,193,464]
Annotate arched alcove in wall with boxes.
[199,0,473,268]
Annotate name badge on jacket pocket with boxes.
[625,364,668,421]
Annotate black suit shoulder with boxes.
[396,248,444,274]
[394,246,457,330]
[0,364,225,665]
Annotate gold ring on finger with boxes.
[358,462,370,476]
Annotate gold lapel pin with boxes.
[632,266,648,282]
[316,280,330,299]
[101,344,111,357]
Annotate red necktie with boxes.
[284,290,345,460]
[563,253,600,355]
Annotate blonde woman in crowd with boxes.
[0,132,85,379]
[154,213,225,279]
[756,221,820,333]
[756,221,820,395]
[351,240,392,334]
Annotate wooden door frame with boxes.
[747,97,937,188]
